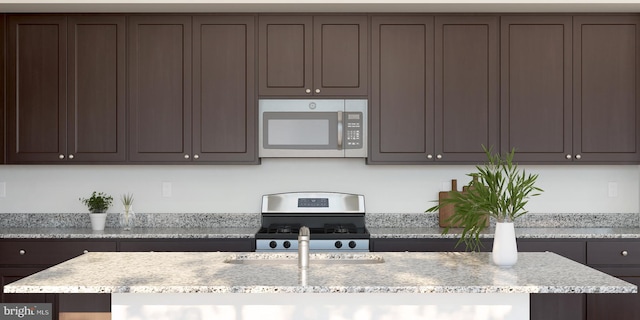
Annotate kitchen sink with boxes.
[224,253,385,265]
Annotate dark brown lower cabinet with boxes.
[119,238,255,252]
[586,240,640,320]
[0,267,50,303]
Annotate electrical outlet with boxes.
[608,182,618,198]
[162,182,172,198]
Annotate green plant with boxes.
[426,146,543,251]
[79,191,113,213]
[121,193,134,209]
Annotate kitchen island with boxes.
[4,251,636,320]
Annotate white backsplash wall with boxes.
[0,159,637,214]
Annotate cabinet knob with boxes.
[59,154,65,159]
[575,154,582,160]
[565,154,572,159]
[622,250,629,257]
[315,89,321,94]
[436,154,443,159]
[193,154,199,159]
[19,250,25,255]
[305,89,311,94]
[184,154,190,159]
[427,154,433,159]
[83,250,89,254]
[68,154,74,159]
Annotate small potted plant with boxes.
[426,146,543,267]
[79,191,113,231]
[119,193,135,231]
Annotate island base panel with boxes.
[112,293,529,320]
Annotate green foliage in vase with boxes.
[426,146,543,251]
[121,193,134,208]
[79,191,114,214]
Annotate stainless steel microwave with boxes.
[259,99,368,158]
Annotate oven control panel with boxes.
[256,239,370,252]
[344,112,363,149]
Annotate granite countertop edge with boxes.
[5,252,635,294]
[2,227,640,239]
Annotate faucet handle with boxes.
[299,226,310,237]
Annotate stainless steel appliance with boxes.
[256,192,370,252]
[258,99,367,158]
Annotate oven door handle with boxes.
[337,111,343,150]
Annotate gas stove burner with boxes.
[324,224,356,234]
[267,224,301,234]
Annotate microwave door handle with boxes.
[337,111,343,150]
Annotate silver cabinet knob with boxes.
[315,89,320,94]
[436,154,443,159]
[575,154,582,160]
[184,154,190,159]
[68,154,74,159]
[622,250,629,257]
[305,89,311,94]
[427,154,433,159]
[83,250,89,254]
[194,154,200,159]
[59,154,65,159]
[19,250,25,255]
[565,154,572,159]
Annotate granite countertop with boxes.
[4,251,636,294]
[370,227,640,239]
[0,227,258,239]
[2,227,640,239]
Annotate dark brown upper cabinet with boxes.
[501,16,573,163]
[128,16,192,162]
[192,15,257,163]
[573,16,640,163]
[7,15,126,164]
[502,15,640,163]
[129,15,257,163]
[258,15,367,97]
[369,15,498,164]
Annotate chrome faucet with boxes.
[298,226,310,269]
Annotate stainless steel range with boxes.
[256,192,369,252]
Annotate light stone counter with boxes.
[4,251,635,294]
[0,227,258,239]
[370,227,640,239]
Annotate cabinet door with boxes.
[369,16,435,163]
[500,16,572,162]
[68,16,126,162]
[0,14,5,164]
[258,15,312,96]
[573,16,640,163]
[193,16,257,163]
[128,16,192,162]
[313,16,367,96]
[434,16,499,162]
[586,269,640,320]
[7,15,67,163]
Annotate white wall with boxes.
[0,159,637,214]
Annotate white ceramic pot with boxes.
[89,212,107,231]
[492,221,518,267]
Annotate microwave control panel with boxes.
[344,112,363,149]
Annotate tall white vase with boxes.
[492,222,518,267]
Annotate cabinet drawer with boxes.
[587,241,640,265]
[0,241,117,265]
[119,239,254,252]
[517,240,586,264]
